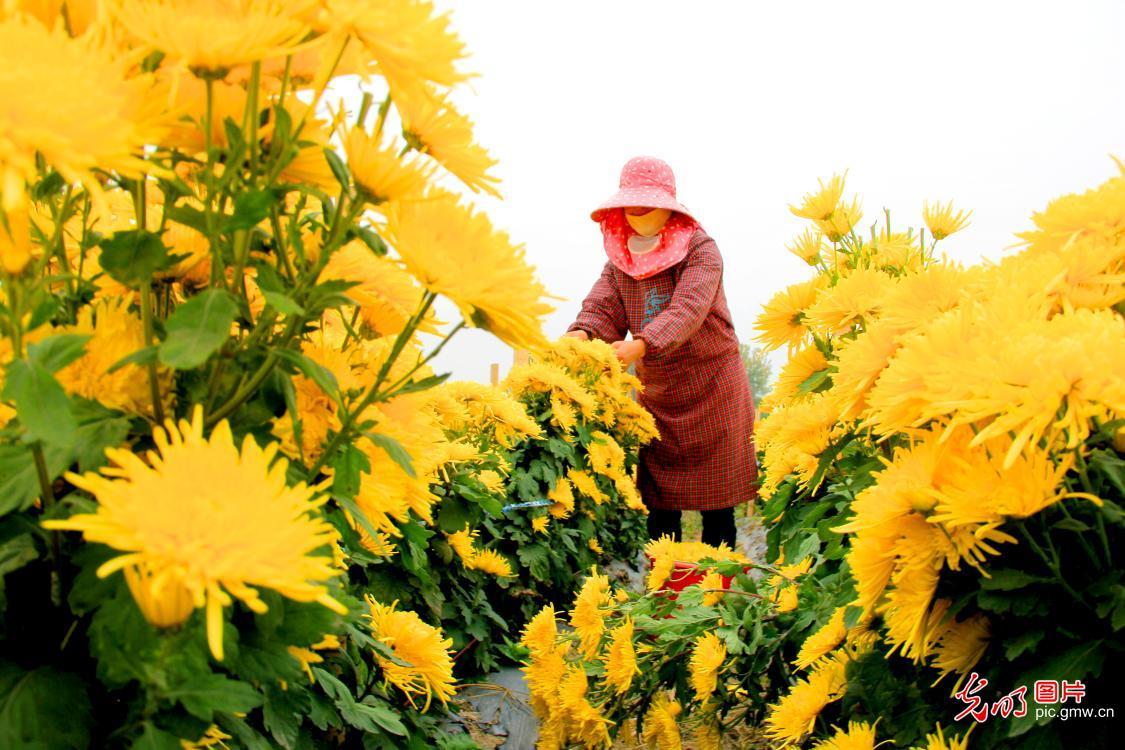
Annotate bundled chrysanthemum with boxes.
[44,407,345,660]
[365,596,456,711]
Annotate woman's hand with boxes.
[565,329,589,340]
[611,338,646,365]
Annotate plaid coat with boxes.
[569,229,758,511]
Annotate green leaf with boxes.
[159,289,238,369]
[323,148,350,190]
[98,230,170,287]
[222,189,278,232]
[71,398,131,472]
[131,723,182,750]
[516,544,551,581]
[1004,629,1045,660]
[167,675,263,722]
[355,226,386,255]
[262,290,305,316]
[108,344,159,374]
[796,368,831,395]
[1009,641,1105,736]
[0,662,92,750]
[980,569,1050,591]
[357,696,407,736]
[329,443,369,500]
[26,334,90,373]
[275,349,341,402]
[0,442,66,516]
[1052,517,1091,532]
[436,496,471,534]
[2,359,75,447]
[363,432,415,478]
[1089,449,1125,497]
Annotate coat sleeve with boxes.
[639,237,722,356]
[568,261,629,342]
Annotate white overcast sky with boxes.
[413,0,1125,382]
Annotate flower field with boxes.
[1,2,1123,750]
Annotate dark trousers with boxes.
[646,507,737,549]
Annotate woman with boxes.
[567,156,757,548]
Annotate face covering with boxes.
[625,208,672,237]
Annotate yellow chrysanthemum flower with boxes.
[603,617,639,695]
[531,515,549,535]
[384,193,553,350]
[829,319,904,421]
[588,430,626,481]
[318,0,468,99]
[811,721,878,750]
[288,634,341,683]
[764,652,849,745]
[754,276,826,352]
[803,268,894,336]
[923,200,972,240]
[180,724,233,750]
[467,548,514,578]
[559,666,612,748]
[569,468,609,505]
[505,361,598,417]
[911,724,973,750]
[790,173,846,222]
[548,476,576,518]
[768,557,813,614]
[52,298,171,417]
[366,596,456,711]
[928,614,989,687]
[641,692,683,750]
[765,344,829,411]
[44,407,345,660]
[588,537,603,555]
[477,469,504,494]
[397,88,501,196]
[1017,164,1125,253]
[521,603,559,658]
[0,15,165,211]
[112,0,312,72]
[794,607,850,671]
[689,633,726,702]
[815,196,863,242]
[570,568,612,659]
[787,228,825,265]
[321,239,437,337]
[343,125,434,204]
[445,526,477,561]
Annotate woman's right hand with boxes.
[565,329,589,340]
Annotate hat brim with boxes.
[590,187,695,223]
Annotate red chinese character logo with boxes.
[1061,680,1086,704]
[955,672,991,723]
[991,685,1028,718]
[1034,680,1059,704]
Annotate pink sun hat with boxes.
[590,156,697,222]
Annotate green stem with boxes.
[139,284,165,425]
[307,294,436,477]
[203,78,223,288]
[1018,523,1086,606]
[205,316,300,427]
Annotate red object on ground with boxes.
[660,561,735,593]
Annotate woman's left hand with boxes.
[611,338,646,365]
